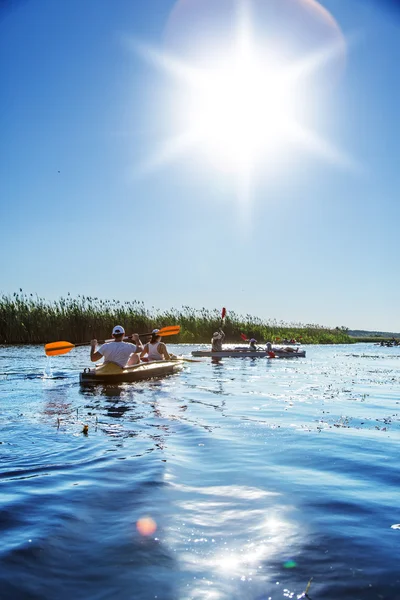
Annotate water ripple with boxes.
[0,343,399,599]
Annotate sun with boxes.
[173,33,298,173]
[132,0,351,198]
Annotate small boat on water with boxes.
[192,348,306,359]
[80,359,184,385]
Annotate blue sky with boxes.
[1,0,399,331]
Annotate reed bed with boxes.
[0,292,354,345]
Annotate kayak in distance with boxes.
[192,348,306,359]
[80,358,184,385]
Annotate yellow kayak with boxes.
[79,359,183,385]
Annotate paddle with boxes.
[45,325,181,357]
[176,357,204,363]
[218,307,226,333]
[221,307,226,326]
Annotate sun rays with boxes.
[128,0,353,207]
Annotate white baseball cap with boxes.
[250,338,256,343]
[112,325,125,335]
[152,329,160,334]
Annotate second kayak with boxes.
[191,349,306,358]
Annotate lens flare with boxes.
[136,517,157,536]
[165,0,346,80]
[283,559,298,568]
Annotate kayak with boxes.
[192,349,305,358]
[191,349,306,358]
[79,359,184,385]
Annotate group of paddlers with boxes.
[90,324,301,369]
[211,329,298,354]
[378,339,399,347]
[90,326,173,369]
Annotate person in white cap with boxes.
[140,329,172,362]
[211,328,225,352]
[90,325,143,368]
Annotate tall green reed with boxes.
[0,291,354,345]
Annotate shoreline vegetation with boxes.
[0,292,359,346]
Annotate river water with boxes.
[0,343,399,600]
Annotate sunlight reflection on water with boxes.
[0,343,399,599]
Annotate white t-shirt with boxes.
[97,341,137,368]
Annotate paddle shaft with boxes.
[59,327,179,347]
[45,326,181,356]
[64,335,143,349]
[96,330,177,345]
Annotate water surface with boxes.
[0,343,399,599]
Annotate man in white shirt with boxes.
[90,325,143,368]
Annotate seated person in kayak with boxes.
[90,325,143,367]
[265,340,298,353]
[211,329,225,352]
[265,341,276,358]
[140,329,172,362]
[249,338,258,351]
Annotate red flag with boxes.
[240,333,248,341]
[221,307,227,320]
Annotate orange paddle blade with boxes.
[44,341,75,356]
[158,325,180,337]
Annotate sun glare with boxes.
[131,0,352,202]
[179,51,298,171]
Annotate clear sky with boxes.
[1,0,399,331]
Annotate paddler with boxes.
[265,341,276,358]
[249,338,257,351]
[90,325,143,367]
[211,328,225,352]
[140,329,172,362]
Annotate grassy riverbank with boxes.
[0,292,354,345]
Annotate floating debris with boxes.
[305,578,313,594]
[298,577,313,599]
